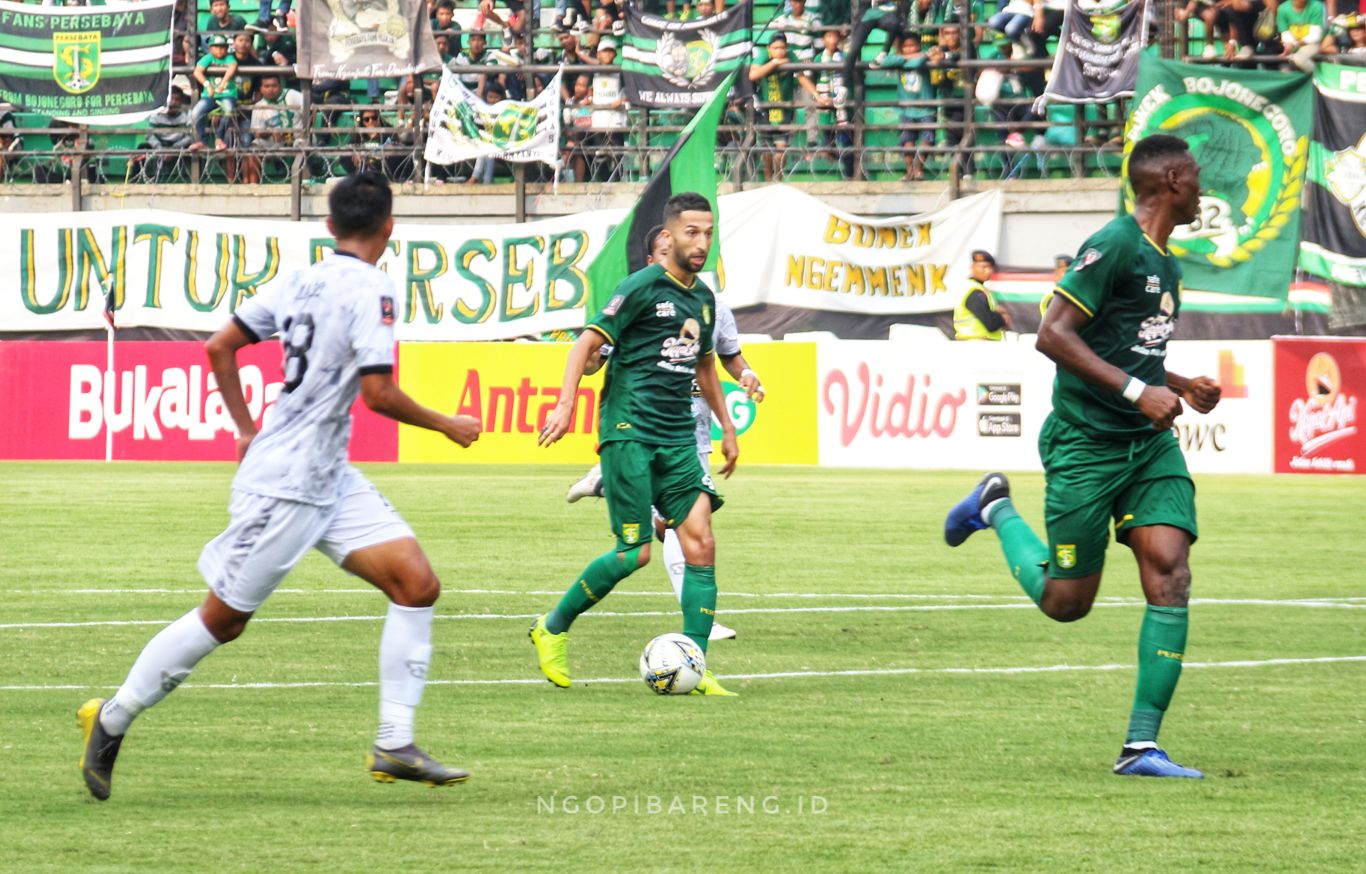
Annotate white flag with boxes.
[425,68,561,167]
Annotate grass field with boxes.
[2,462,1364,872]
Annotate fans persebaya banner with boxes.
[1299,61,1366,288]
[1034,0,1147,111]
[296,0,440,80]
[622,0,753,107]
[1124,50,1312,299]
[0,0,173,125]
[425,69,562,168]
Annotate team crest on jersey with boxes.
[656,301,676,318]
[1056,544,1077,570]
[622,523,640,544]
[380,296,395,325]
[603,294,625,316]
[1144,274,1162,294]
[1074,248,1103,272]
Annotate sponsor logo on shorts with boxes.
[622,523,640,544]
[701,473,715,490]
[1055,544,1077,569]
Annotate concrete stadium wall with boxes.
[0,179,1121,269]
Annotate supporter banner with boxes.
[1299,62,1366,287]
[1273,337,1364,474]
[1125,51,1312,300]
[296,0,440,80]
[0,208,626,340]
[425,68,562,168]
[0,341,396,461]
[1034,0,1147,111]
[0,0,173,125]
[621,1,753,108]
[718,186,1002,315]
[397,341,816,465]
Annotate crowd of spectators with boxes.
[2,0,1364,185]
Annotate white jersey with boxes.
[231,252,396,506]
[692,297,742,449]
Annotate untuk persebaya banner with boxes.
[0,186,1005,336]
[621,0,753,108]
[296,0,440,80]
[1034,0,1147,111]
[425,68,562,167]
[0,0,173,125]
[1124,50,1312,300]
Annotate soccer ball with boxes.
[639,633,706,695]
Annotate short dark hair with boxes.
[436,0,456,9]
[663,192,712,225]
[971,249,995,267]
[259,73,281,87]
[1128,134,1191,197]
[329,171,392,238]
[645,224,667,254]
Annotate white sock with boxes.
[376,603,433,751]
[100,608,221,736]
[663,528,686,603]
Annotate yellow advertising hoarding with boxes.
[397,341,817,465]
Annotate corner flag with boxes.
[584,71,734,315]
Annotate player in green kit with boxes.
[532,192,740,696]
[944,135,1223,778]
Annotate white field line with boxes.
[3,654,1363,692]
[3,597,1364,631]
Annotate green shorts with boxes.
[599,441,723,552]
[1040,414,1197,579]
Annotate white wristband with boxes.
[1121,376,1146,403]
[740,368,756,380]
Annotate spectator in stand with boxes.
[191,35,239,152]
[562,73,594,182]
[342,107,390,177]
[453,31,491,91]
[172,0,194,67]
[146,87,194,152]
[1027,0,1066,58]
[878,33,935,181]
[478,0,540,34]
[751,33,817,181]
[773,0,821,156]
[435,33,457,66]
[0,104,23,182]
[1278,0,1327,69]
[202,0,248,48]
[247,0,292,34]
[594,0,626,35]
[468,79,508,185]
[811,26,854,180]
[255,18,297,74]
[588,35,627,181]
[431,0,459,34]
[1323,11,1366,53]
[1175,0,1225,59]
[232,33,263,113]
[992,0,1042,56]
[930,23,973,176]
[244,73,303,184]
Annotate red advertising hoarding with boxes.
[1273,337,1365,474]
[0,342,397,461]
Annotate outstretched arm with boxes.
[696,352,739,477]
[1037,298,1184,430]
[540,328,607,445]
[720,351,764,402]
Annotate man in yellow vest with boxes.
[953,249,1012,340]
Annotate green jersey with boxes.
[1052,214,1182,441]
[587,264,716,446]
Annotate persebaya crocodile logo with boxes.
[54,32,101,95]
[1124,75,1306,270]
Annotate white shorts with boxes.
[198,466,414,613]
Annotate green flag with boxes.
[584,72,733,316]
[1122,48,1312,299]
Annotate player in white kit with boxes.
[566,226,764,640]
[77,172,482,800]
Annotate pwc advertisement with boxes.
[1273,337,1365,474]
[0,341,396,461]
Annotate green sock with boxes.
[1126,604,1189,745]
[986,500,1048,607]
[546,547,641,634]
[680,565,717,654]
